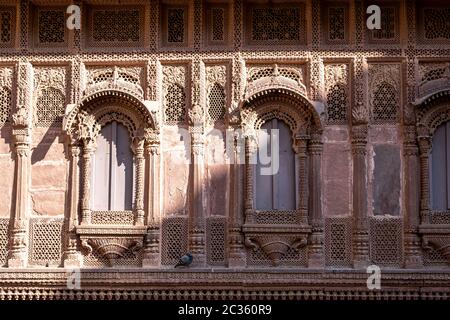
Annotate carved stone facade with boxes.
[0,0,449,300]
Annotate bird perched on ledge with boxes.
[175,253,193,268]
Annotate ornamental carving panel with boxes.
[368,63,401,123]
[324,64,349,124]
[418,62,450,98]
[162,65,187,124]
[206,65,227,123]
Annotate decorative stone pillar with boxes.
[294,135,309,223]
[307,133,324,268]
[403,125,423,268]
[80,143,94,225]
[64,143,82,267]
[189,104,206,266]
[351,124,370,268]
[8,108,31,268]
[133,137,145,226]
[143,131,161,267]
[77,113,100,226]
[228,130,246,267]
[244,135,257,217]
[417,128,431,225]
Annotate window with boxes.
[430,121,450,211]
[321,2,349,44]
[92,121,134,211]
[366,3,399,44]
[372,81,398,123]
[87,6,143,47]
[204,3,230,47]
[245,3,306,46]
[161,5,189,47]
[34,7,67,47]
[36,88,65,127]
[255,119,295,211]
[0,7,14,48]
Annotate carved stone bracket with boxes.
[243,224,310,266]
[419,225,450,265]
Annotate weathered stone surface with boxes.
[31,164,67,189]
[372,144,401,216]
[323,143,351,216]
[30,190,65,216]
[208,164,228,216]
[0,157,14,217]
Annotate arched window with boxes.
[255,119,296,211]
[92,121,134,211]
[430,121,450,211]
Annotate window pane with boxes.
[277,120,295,210]
[92,124,112,211]
[431,122,447,210]
[113,122,133,210]
[256,121,273,210]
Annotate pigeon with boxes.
[175,253,193,268]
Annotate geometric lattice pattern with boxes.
[372,7,396,40]
[211,8,225,42]
[207,83,226,122]
[206,216,227,266]
[326,84,347,124]
[28,218,64,267]
[38,10,65,44]
[328,7,346,41]
[167,8,185,43]
[0,9,12,45]
[0,218,9,267]
[369,216,403,266]
[36,88,65,127]
[372,82,398,123]
[423,8,450,40]
[92,9,140,43]
[250,7,303,42]
[164,84,186,124]
[91,211,135,225]
[325,217,352,267]
[161,216,188,265]
[0,87,11,126]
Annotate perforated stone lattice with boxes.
[92,9,140,43]
[251,7,302,42]
[372,82,399,123]
[207,83,226,122]
[161,216,188,265]
[369,216,403,266]
[36,87,65,127]
[0,219,9,266]
[423,8,450,40]
[372,7,396,40]
[325,217,352,267]
[0,9,12,44]
[91,211,135,225]
[165,84,186,124]
[38,9,65,44]
[0,86,11,126]
[167,8,185,43]
[206,216,227,266]
[328,7,345,41]
[28,218,63,267]
[211,8,224,42]
[326,84,347,124]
